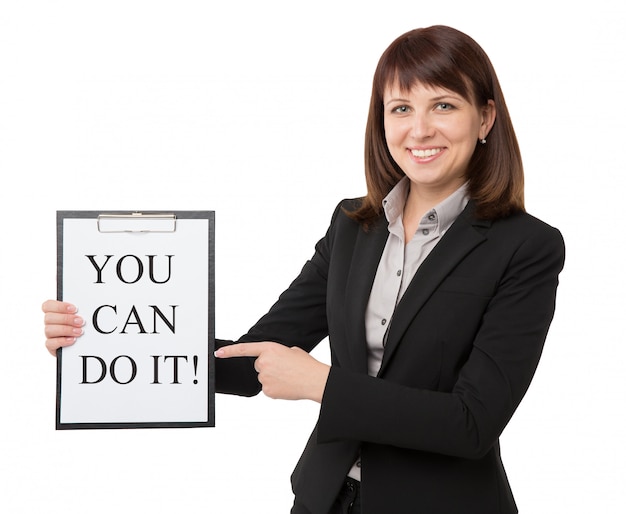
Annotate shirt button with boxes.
[381,318,387,326]
[428,214,436,221]
[422,228,430,235]
[396,269,402,277]
[356,461,362,468]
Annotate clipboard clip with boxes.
[97,213,177,233]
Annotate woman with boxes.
[44,25,565,513]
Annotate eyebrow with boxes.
[384,98,410,106]
[430,94,463,102]
[384,94,464,107]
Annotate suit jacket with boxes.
[216,199,565,514]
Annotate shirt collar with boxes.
[382,177,410,222]
[382,177,469,236]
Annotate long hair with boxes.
[349,25,524,227]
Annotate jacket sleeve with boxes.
[317,224,565,459]
[214,202,342,397]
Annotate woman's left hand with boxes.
[215,342,330,403]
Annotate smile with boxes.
[411,148,443,158]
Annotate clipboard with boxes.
[56,211,215,429]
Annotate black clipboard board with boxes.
[56,211,215,429]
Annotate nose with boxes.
[409,113,434,140]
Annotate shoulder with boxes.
[458,203,565,265]
[460,202,564,248]
[336,197,364,218]
[328,197,365,230]
[491,210,563,243]
[333,197,385,230]
[315,197,385,253]
[326,197,388,239]
[486,211,565,266]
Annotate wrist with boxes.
[311,364,331,403]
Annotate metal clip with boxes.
[97,213,177,233]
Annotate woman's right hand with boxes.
[42,300,85,356]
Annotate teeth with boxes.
[411,148,442,158]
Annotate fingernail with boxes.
[74,317,84,326]
[67,305,77,313]
[72,328,83,335]
[214,349,224,358]
[65,337,76,343]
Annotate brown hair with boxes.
[349,25,524,227]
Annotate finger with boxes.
[42,300,77,315]
[214,342,269,359]
[44,312,85,328]
[44,323,84,340]
[45,336,78,357]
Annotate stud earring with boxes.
[479,138,487,144]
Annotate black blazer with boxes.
[216,199,565,514]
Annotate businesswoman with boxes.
[43,25,565,514]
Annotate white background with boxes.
[1,1,624,512]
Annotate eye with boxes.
[435,102,455,111]
[391,105,410,114]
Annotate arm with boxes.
[216,342,330,402]
[317,225,565,459]
[215,203,345,398]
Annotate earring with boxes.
[479,138,487,144]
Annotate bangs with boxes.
[374,29,482,103]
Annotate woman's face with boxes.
[383,81,495,198]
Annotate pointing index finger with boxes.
[214,342,267,359]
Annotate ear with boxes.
[479,99,496,140]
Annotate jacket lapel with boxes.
[378,206,490,376]
[343,215,389,373]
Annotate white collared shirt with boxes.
[364,178,469,377]
[348,177,469,481]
